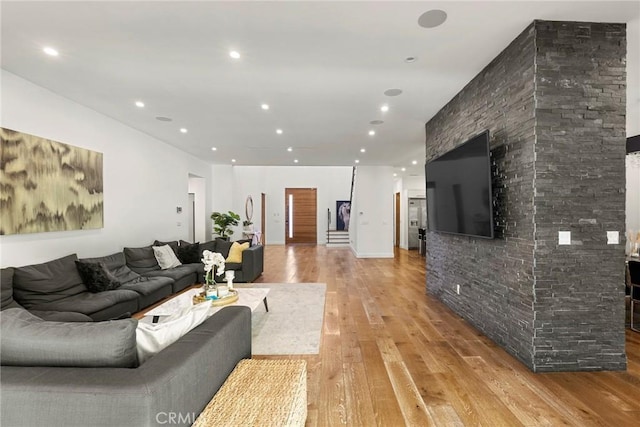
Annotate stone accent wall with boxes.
[425,20,627,372]
[532,21,627,371]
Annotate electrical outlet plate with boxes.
[607,231,619,245]
[558,231,571,245]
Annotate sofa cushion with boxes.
[177,242,201,264]
[226,242,250,263]
[26,288,139,319]
[154,240,179,254]
[198,239,217,256]
[81,252,141,283]
[124,246,161,274]
[215,239,234,259]
[1,267,20,310]
[75,261,122,293]
[136,302,210,364]
[29,310,94,322]
[0,308,138,368]
[153,245,182,269]
[12,254,88,309]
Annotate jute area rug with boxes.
[235,283,326,355]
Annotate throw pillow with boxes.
[226,242,250,263]
[177,242,200,264]
[75,261,122,293]
[0,308,138,368]
[135,302,210,364]
[154,240,179,254]
[215,239,234,259]
[152,245,182,269]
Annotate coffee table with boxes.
[140,286,270,323]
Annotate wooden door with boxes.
[395,192,400,247]
[285,188,317,244]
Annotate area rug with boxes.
[235,283,326,355]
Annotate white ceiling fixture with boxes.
[360,148,366,153]
[43,46,58,56]
[135,101,145,108]
[180,128,188,133]
[231,158,236,163]
[355,159,360,164]
[401,167,406,172]
[261,103,269,110]
[229,50,240,59]
[287,147,293,152]
[211,147,217,151]
[412,160,417,165]
[380,104,389,113]
[368,130,375,136]
[294,159,299,163]
[418,10,448,29]
[276,129,283,134]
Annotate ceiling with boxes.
[2,1,638,177]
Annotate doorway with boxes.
[285,188,317,244]
[395,192,400,247]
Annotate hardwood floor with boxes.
[253,245,640,426]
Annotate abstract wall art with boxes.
[0,128,104,235]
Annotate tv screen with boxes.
[425,130,494,238]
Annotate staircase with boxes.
[325,167,356,248]
[326,229,350,247]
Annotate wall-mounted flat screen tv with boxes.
[425,130,494,239]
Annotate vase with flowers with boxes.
[201,250,226,298]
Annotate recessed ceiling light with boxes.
[287,147,293,152]
[380,105,389,113]
[231,159,236,163]
[360,148,366,153]
[294,159,299,164]
[368,130,375,136]
[180,128,188,134]
[404,57,417,63]
[412,160,417,165]
[401,167,406,172]
[276,129,283,134]
[211,147,217,151]
[355,159,360,164]
[156,116,173,122]
[418,10,448,29]
[384,88,403,97]
[393,173,397,177]
[135,101,145,108]
[43,46,59,56]
[229,50,241,59]
[261,104,269,110]
[370,120,384,125]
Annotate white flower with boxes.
[201,250,225,282]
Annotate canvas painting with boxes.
[0,128,104,235]
[336,200,350,231]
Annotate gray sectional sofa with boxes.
[1,305,252,427]
[0,237,263,426]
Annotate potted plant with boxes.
[242,220,253,232]
[211,211,241,240]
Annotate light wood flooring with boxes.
[252,244,640,426]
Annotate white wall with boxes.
[0,71,213,267]
[188,175,207,242]
[627,154,640,252]
[351,166,394,258]
[225,166,352,244]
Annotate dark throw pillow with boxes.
[215,239,234,259]
[177,242,200,264]
[75,261,122,293]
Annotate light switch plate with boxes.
[559,231,571,245]
[607,231,619,245]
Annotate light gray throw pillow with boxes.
[0,308,138,368]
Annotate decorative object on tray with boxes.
[192,289,239,306]
[225,270,235,290]
[202,250,225,297]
